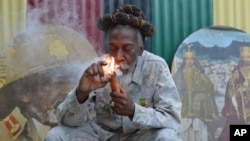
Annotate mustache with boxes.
[117,63,130,70]
[115,63,130,75]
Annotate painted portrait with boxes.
[171,26,250,141]
[0,25,97,140]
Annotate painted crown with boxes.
[183,44,195,58]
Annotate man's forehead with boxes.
[109,27,137,39]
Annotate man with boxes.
[218,46,250,141]
[45,5,181,141]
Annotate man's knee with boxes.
[154,128,182,141]
[44,125,71,141]
[44,123,100,141]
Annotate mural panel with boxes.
[0,25,97,140]
[172,26,250,141]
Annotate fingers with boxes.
[109,93,135,117]
[110,90,127,106]
[85,61,107,76]
[110,99,123,110]
[100,60,108,66]
[110,91,123,99]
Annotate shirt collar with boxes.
[131,54,143,85]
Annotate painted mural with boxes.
[0,25,97,141]
[172,26,250,141]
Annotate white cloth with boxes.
[178,118,207,141]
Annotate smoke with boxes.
[6,0,98,126]
[26,0,85,36]
[26,0,104,55]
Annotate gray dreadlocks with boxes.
[98,4,155,41]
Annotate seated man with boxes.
[45,4,182,141]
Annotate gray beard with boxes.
[118,59,137,75]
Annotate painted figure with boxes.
[218,46,250,141]
[0,25,96,141]
[0,83,39,141]
[173,45,218,141]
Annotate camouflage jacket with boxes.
[56,51,181,135]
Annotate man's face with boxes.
[185,56,195,68]
[108,26,143,73]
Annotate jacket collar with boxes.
[131,54,143,85]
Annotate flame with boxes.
[103,56,115,75]
[109,56,115,73]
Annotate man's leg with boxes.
[45,120,116,141]
[44,121,99,141]
[120,128,182,141]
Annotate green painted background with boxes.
[151,0,213,68]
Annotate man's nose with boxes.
[115,49,125,61]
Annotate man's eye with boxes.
[124,46,132,51]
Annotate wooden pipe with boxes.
[110,73,120,92]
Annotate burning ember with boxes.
[102,56,120,92]
[102,56,115,75]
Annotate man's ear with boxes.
[138,44,144,56]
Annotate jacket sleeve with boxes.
[56,88,95,126]
[131,62,182,131]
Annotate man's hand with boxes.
[110,86,135,118]
[77,61,111,103]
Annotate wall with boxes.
[214,0,250,34]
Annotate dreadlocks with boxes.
[98,4,155,41]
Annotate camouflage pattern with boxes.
[45,51,182,141]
